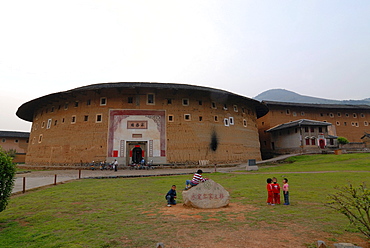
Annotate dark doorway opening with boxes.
[132,146,143,163]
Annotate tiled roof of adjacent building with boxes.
[266,119,332,132]
[0,131,30,138]
[16,82,269,121]
[262,100,370,110]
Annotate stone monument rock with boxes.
[182,179,230,208]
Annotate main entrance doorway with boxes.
[126,141,147,165]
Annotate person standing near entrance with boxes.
[113,159,118,171]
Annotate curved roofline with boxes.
[16,82,269,122]
[262,100,370,109]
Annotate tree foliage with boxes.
[337,136,349,145]
[326,183,370,239]
[0,148,16,212]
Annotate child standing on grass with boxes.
[266,178,274,205]
[165,185,177,207]
[272,177,281,204]
[283,178,290,205]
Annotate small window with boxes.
[337,112,341,117]
[184,114,191,121]
[167,99,172,105]
[344,122,347,126]
[345,113,349,117]
[310,127,314,132]
[229,117,234,125]
[32,137,36,144]
[351,122,355,126]
[223,104,227,110]
[74,101,79,107]
[54,120,58,126]
[242,107,245,114]
[84,115,89,122]
[224,118,229,126]
[147,94,155,105]
[198,100,203,105]
[51,106,54,112]
[361,113,365,118]
[96,114,102,123]
[353,113,357,118]
[311,138,316,146]
[329,113,334,118]
[320,113,324,117]
[38,134,43,143]
[182,98,189,106]
[1,138,5,142]
[211,102,217,109]
[364,121,369,126]
[319,127,323,132]
[286,109,290,115]
[41,121,45,128]
[301,111,305,116]
[233,105,238,112]
[305,138,310,145]
[214,115,218,122]
[62,118,65,123]
[355,122,359,127]
[64,103,69,110]
[336,121,340,126]
[47,119,52,129]
[71,116,76,124]
[199,116,203,121]
[128,97,133,104]
[243,119,247,127]
[168,115,174,122]
[100,97,107,106]
[304,127,309,132]
[87,99,91,105]
[293,112,297,116]
[14,139,18,143]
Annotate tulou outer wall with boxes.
[23,84,264,166]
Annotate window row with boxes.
[335,121,368,127]
[320,112,366,118]
[304,137,317,146]
[33,114,103,130]
[168,114,248,127]
[0,138,28,143]
[303,127,325,133]
[39,94,252,118]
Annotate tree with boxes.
[326,183,370,239]
[0,148,16,212]
[337,136,349,146]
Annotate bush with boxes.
[337,137,349,145]
[0,148,16,212]
[326,183,370,239]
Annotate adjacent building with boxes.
[258,101,370,158]
[16,82,268,166]
[0,131,30,163]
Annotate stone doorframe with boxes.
[126,141,147,165]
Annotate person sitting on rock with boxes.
[185,169,208,190]
[165,185,177,207]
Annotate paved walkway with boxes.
[12,154,299,194]
[12,166,240,194]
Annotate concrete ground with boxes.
[12,165,240,194]
[13,154,298,194]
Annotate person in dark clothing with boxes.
[165,185,177,207]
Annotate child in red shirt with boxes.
[272,177,281,204]
[266,178,274,205]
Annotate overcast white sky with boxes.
[1,0,370,132]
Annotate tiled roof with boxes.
[262,100,370,110]
[16,82,269,121]
[266,119,332,132]
[0,131,30,138]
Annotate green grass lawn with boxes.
[1,154,369,247]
